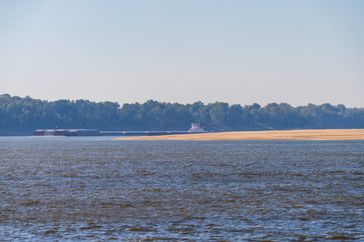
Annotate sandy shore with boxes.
[115,129,364,141]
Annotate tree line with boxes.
[1,94,364,134]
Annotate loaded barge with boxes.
[33,123,207,137]
[33,129,100,136]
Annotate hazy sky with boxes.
[0,0,363,106]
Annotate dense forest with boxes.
[1,94,364,135]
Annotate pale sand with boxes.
[115,129,364,141]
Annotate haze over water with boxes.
[0,137,363,240]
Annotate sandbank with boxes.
[115,129,364,141]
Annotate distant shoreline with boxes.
[115,129,364,141]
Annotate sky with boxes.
[0,0,363,107]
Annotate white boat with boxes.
[189,122,207,133]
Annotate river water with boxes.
[0,137,363,241]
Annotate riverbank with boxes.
[115,129,364,141]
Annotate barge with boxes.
[33,129,100,136]
[33,123,207,137]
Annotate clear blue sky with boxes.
[0,0,363,106]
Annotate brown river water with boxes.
[0,137,363,241]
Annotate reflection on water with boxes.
[0,137,363,240]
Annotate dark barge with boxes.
[33,129,100,136]
[33,123,207,137]
[33,129,195,137]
